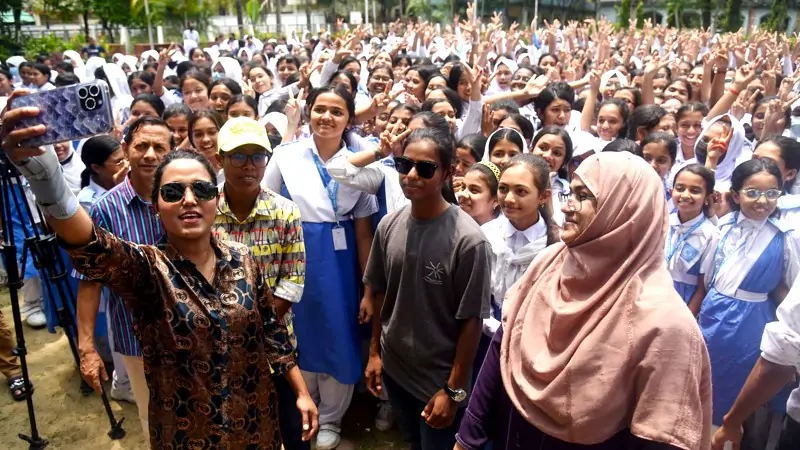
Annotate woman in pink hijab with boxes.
[455,152,713,450]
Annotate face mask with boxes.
[10,66,18,78]
[213,72,224,81]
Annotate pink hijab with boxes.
[500,152,712,449]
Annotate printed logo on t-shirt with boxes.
[424,261,444,285]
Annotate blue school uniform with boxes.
[665,212,720,304]
[263,137,378,385]
[699,211,799,425]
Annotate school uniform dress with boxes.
[665,212,720,304]
[262,137,378,426]
[699,211,800,426]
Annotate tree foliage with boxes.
[763,0,789,32]
[720,0,743,32]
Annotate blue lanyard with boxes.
[311,151,339,223]
[666,216,706,263]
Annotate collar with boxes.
[157,234,232,267]
[502,214,546,244]
[217,187,274,222]
[119,176,153,207]
[310,138,350,162]
[59,151,75,166]
[87,178,108,196]
[735,210,768,231]
[669,211,704,229]
[778,193,800,210]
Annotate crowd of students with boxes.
[1,9,800,450]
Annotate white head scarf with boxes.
[696,114,749,183]
[482,127,527,161]
[101,63,134,119]
[204,47,220,62]
[139,50,159,70]
[213,57,243,85]
[237,47,253,61]
[6,56,25,67]
[111,53,124,64]
[260,112,289,138]
[62,50,87,81]
[600,70,629,91]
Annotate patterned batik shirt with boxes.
[68,226,296,450]
[213,187,306,350]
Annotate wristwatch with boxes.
[443,383,467,403]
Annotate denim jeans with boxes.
[273,373,311,450]
[383,372,464,450]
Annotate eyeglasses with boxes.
[227,153,269,168]
[558,191,596,211]
[159,180,218,203]
[740,188,781,201]
[394,156,439,179]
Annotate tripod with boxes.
[0,156,125,449]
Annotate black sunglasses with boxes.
[394,156,438,179]
[159,180,218,203]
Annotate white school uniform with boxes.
[326,153,409,222]
[480,215,549,336]
[664,212,720,304]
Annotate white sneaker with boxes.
[20,299,42,318]
[316,424,341,450]
[26,310,46,329]
[375,401,394,431]
[110,386,136,404]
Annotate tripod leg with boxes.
[1,243,48,449]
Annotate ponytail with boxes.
[538,202,559,246]
[80,167,94,188]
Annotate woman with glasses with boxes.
[262,85,377,450]
[698,158,800,444]
[456,152,712,450]
[1,101,319,449]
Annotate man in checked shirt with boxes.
[211,117,309,450]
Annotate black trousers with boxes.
[273,373,311,450]
[777,414,800,450]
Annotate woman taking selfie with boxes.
[455,152,712,450]
[1,99,319,449]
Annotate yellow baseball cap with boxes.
[217,117,272,154]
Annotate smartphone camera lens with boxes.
[84,97,97,110]
[78,87,89,99]
[88,85,100,97]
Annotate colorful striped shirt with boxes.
[212,187,305,349]
[73,176,163,356]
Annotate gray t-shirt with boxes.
[364,204,491,403]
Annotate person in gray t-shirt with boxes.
[363,128,491,449]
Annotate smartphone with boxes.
[9,80,114,148]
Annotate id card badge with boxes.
[332,226,347,251]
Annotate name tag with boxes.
[332,227,347,251]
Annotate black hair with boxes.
[402,127,455,173]
[80,135,122,188]
[628,104,668,141]
[499,113,535,143]
[307,85,356,129]
[531,126,574,179]
[596,98,630,139]
[412,65,441,85]
[729,158,783,215]
[176,61,197,79]
[226,94,258,116]
[285,71,301,85]
[641,131,678,164]
[602,138,642,156]
[131,93,166,117]
[180,70,212,94]
[756,136,800,191]
[488,128,526,158]
[393,54,413,68]
[675,101,709,123]
[32,63,51,85]
[163,75,180,87]
[0,67,11,81]
[266,94,290,115]
[422,73,447,93]
[408,111,451,136]
[753,96,791,133]
[54,72,80,87]
[368,64,393,82]
[211,77,243,96]
[277,54,301,69]
[423,87,464,117]
[533,81,575,119]
[55,61,74,73]
[466,162,500,215]
[19,61,33,70]
[672,163,716,217]
[456,133,486,163]
[143,62,159,72]
[337,56,361,73]
[446,63,468,94]
[189,47,207,61]
[151,150,218,206]
[123,116,173,147]
[188,109,223,148]
[128,71,155,89]
[162,103,193,122]
[538,53,559,67]
[501,153,560,245]
[615,87,643,109]
[329,70,359,95]
[491,100,520,115]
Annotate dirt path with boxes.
[0,292,404,449]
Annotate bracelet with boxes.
[728,87,740,96]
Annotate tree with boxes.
[720,0,742,32]
[617,0,631,28]
[763,0,789,32]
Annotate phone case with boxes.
[10,80,114,148]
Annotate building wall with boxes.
[597,5,798,32]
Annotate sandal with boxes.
[8,375,33,402]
